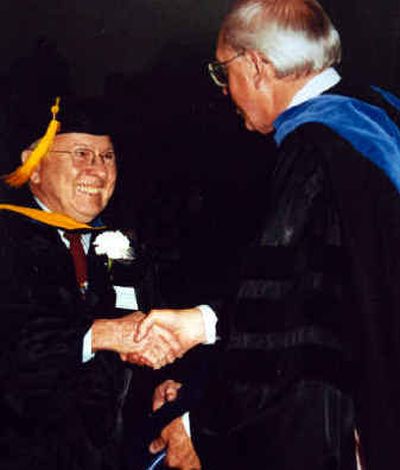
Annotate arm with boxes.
[0,216,178,398]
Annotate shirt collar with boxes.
[34,196,51,212]
[287,67,341,110]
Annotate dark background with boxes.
[1,1,398,95]
[1,0,399,303]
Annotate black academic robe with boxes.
[0,202,157,470]
[191,85,400,470]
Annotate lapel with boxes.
[19,199,153,315]
[26,219,77,290]
[24,220,116,319]
[85,242,116,316]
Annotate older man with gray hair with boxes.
[0,96,185,470]
[137,1,400,468]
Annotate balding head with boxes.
[220,0,341,78]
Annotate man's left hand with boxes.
[149,416,201,470]
[153,379,182,411]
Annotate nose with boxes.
[89,152,107,167]
[87,152,108,176]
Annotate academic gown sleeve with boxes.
[296,123,400,469]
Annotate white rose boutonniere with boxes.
[93,231,135,265]
[94,230,138,310]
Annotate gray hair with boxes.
[220,0,341,78]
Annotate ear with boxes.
[21,149,41,184]
[245,49,266,88]
[245,50,274,89]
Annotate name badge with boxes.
[113,285,138,310]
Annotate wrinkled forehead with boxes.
[52,132,114,148]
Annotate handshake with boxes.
[92,308,206,369]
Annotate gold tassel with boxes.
[4,97,61,187]
[0,204,105,231]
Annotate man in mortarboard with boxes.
[133,1,400,468]
[0,97,180,470]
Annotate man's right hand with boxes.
[134,308,206,360]
[92,312,182,369]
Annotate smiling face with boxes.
[29,133,117,223]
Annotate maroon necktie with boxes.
[65,232,88,291]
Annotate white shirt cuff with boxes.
[82,327,96,363]
[197,304,218,344]
[182,412,191,437]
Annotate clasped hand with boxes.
[96,307,205,369]
[119,312,182,369]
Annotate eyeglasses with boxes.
[50,147,116,166]
[207,52,244,88]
